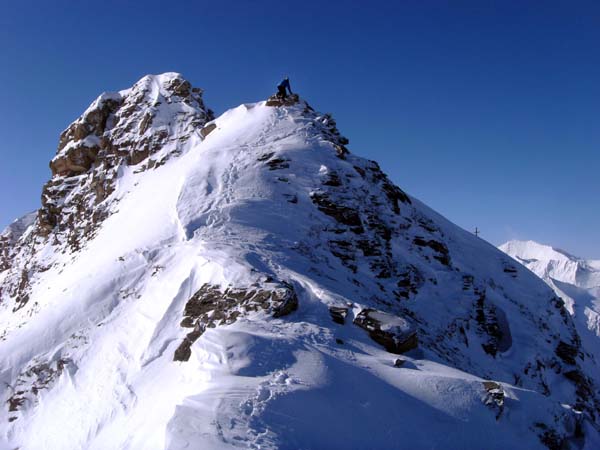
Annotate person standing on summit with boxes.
[277,77,293,99]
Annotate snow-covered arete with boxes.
[1,74,599,450]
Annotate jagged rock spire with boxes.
[51,73,213,178]
[2,74,213,310]
[39,73,213,240]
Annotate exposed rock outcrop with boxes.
[265,93,300,107]
[6,358,72,422]
[0,74,213,312]
[200,122,217,138]
[329,306,349,325]
[174,281,298,361]
[413,236,451,266]
[39,73,213,245]
[353,308,418,354]
[474,289,513,357]
[482,381,505,419]
[310,192,364,234]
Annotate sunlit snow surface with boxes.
[1,93,598,450]
[501,240,600,357]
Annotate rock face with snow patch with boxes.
[42,73,213,241]
[353,308,418,354]
[0,73,213,311]
[174,281,298,361]
[0,75,599,450]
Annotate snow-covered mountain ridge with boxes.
[1,74,599,449]
[500,240,600,295]
[500,240,600,363]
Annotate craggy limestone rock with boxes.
[39,73,213,244]
[353,308,418,354]
[1,74,213,311]
[174,281,298,361]
[0,212,36,273]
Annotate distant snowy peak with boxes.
[499,240,584,268]
[0,212,36,271]
[500,240,600,290]
[500,239,600,348]
[0,212,36,244]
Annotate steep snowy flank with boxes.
[1,75,599,450]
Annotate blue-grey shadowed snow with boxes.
[244,252,276,279]
[234,335,298,378]
[248,352,539,450]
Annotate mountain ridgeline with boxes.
[0,74,598,450]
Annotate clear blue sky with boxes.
[1,1,599,257]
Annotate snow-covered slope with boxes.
[500,240,600,358]
[1,74,599,450]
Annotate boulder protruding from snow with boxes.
[329,306,349,324]
[265,93,300,107]
[174,281,298,361]
[200,123,217,138]
[353,308,418,354]
[482,381,505,420]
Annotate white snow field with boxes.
[1,74,599,450]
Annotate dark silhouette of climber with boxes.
[277,77,293,99]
